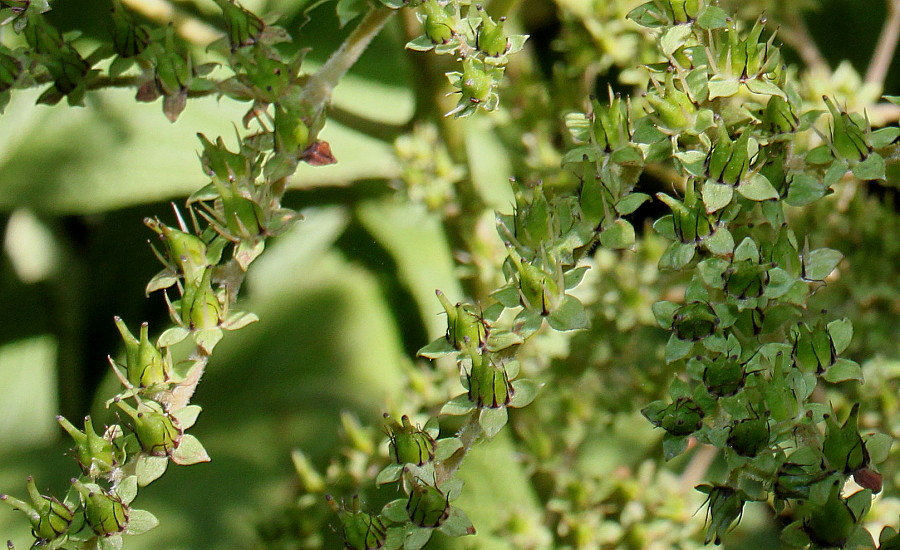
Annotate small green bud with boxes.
[476,6,508,57]
[115,399,182,457]
[720,132,750,186]
[212,0,265,51]
[646,397,704,436]
[71,480,128,537]
[436,290,487,349]
[113,317,168,388]
[385,415,436,466]
[422,0,454,44]
[791,321,835,373]
[57,416,119,477]
[145,217,209,286]
[727,412,770,457]
[468,361,513,409]
[154,25,192,96]
[511,179,552,250]
[326,495,387,550]
[0,477,74,541]
[110,0,150,58]
[702,354,745,397]
[274,104,312,156]
[823,403,869,474]
[657,192,713,244]
[774,462,828,501]
[764,95,798,134]
[460,57,493,105]
[824,96,869,161]
[506,247,561,315]
[723,260,769,299]
[406,481,450,528]
[590,90,632,152]
[802,480,858,548]
[697,485,744,545]
[180,267,223,331]
[668,0,699,23]
[646,70,696,131]
[672,301,718,341]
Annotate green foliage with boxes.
[0,0,898,548]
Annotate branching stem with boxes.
[866,0,900,87]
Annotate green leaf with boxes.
[696,5,729,29]
[335,0,366,26]
[491,285,521,308]
[418,337,455,358]
[659,241,696,269]
[563,266,591,289]
[599,218,635,249]
[702,180,734,212]
[441,394,475,416]
[223,311,259,330]
[404,527,433,550]
[486,331,523,352]
[99,535,124,550]
[827,318,853,354]
[434,438,463,461]
[382,499,408,523]
[376,463,404,485]
[804,248,842,281]
[744,78,786,98]
[406,35,436,52]
[135,455,169,486]
[157,326,189,347]
[171,433,210,465]
[547,295,590,331]
[652,301,679,329]
[703,228,734,256]
[763,268,794,299]
[124,509,159,536]
[479,407,508,438]
[660,25,693,56]
[663,433,689,460]
[665,333,694,363]
[171,405,202,430]
[852,153,885,181]
[737,173,779,201]
[785,173,825,207]
[708,77,740,99]
[870,127,900,148]
[615,192,651,215]
[865,433,893,464]
[116,475,138,504]
[509,379,539,408]
[822,359,863,383]
[193,327,223,354]
[438,507,476,537]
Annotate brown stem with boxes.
[866,0,900,87]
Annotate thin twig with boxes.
[301,7,396,108]
[679,442,718,492]
[866,0,900,87]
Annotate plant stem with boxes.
[866,0,900,87]
[778,11,828,74]
[436,411,482,483]
[301,7,396,109]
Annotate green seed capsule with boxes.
[181,268,223,331]
[657,193,713,244]
[727,414,769,457]
[824,96,869,161]
[657,397,704,436]
[702,355,745,397]
[460,58,493,105]
[114,317,168,388]
[422,0,454,44]
[57,416,119,477]
[116,399,182,457]
[803,480,857,548]
[145,217,209,286]
[672,301,719,341]
[110,0,150,58]
[468,362,513,408]
[698,485,744,545]
[212,0,265,51]
[436,290,487,349]
[476,6,508,57]
[406,482,450,528]
[823,403,869,474]
[723,260,769,299]
[328,495,387,550]
[0,477,74,541]
[386,415,436,466]
[791,321,835,373]
[764,95,798,133]
[72,480,128,537]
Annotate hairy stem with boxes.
[301,7,396,108]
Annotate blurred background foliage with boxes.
[0,0,898,548]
